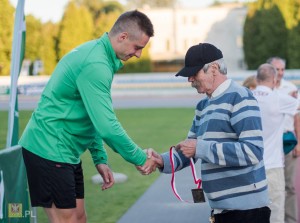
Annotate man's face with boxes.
[188,66,215,95]
[116,32,150,61]
[270,59,285,82]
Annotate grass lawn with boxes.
[0,107,194,223]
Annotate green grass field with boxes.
[0,107,194,223]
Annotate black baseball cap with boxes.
[175,43,223,77]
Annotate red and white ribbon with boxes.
[169,146,202,203]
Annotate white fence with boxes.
[1,70,300,96]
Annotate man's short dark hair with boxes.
[110,10,154,37]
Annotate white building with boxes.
[141,3,248,71]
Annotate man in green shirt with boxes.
[20,10,155,223]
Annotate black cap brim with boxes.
[175,65,204,77]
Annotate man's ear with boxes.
[118,32,128,42]
[211,64,219,75]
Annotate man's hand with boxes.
[293,144,300,157]
[96,164,115,190]
[289,90,298,99]
[175,139,197,158]
[136,148,163,175]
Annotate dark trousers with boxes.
[213,206,271,223]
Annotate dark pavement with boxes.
[117,162,211,223]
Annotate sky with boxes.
[9,0,250,23]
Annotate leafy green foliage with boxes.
[8,0,300,73]
[75,0,123,21]
[243,0,300,69]
[243,3,287,69]
[0,0,14,76]
[57,2,94,59]
[94,11,119,38]
[25,15,43,61]
[39,22,59,75]
[288,22,300,68]
[1,0,153,75]
[286,0,300,68]
[127,0,177,8]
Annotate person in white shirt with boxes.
[267,57,300,223]
[252,63,298,223]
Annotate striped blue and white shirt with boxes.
[161,79,269,210]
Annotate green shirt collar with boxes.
[98,33,123,73]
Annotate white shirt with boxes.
[277,79,299,132]
[278,79,298,95]
[252,85,298,169]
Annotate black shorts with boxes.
[22,148,84,209]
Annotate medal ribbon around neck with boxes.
[169,146,202,203]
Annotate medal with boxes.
[191,188,206,203]
[169,146,206,203]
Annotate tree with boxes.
[275,0,296,29]
[94,11,119,38]
[25,15,43,61]
[75,0,103,21]
[243,1,287,69]
[40,22,59,75]
[0,0,14,76]
[287,0,300,68]
[288,24,300,68]
[101,1,123,14]
[74,0,123,23]
[243,0,300,69]
[57,2,94,59]
[127,0,177,8]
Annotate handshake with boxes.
[136,148,163,175]
[136,139,197,175]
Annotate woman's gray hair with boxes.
[203,58,227,75]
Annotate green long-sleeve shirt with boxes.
[19,33,147,166]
